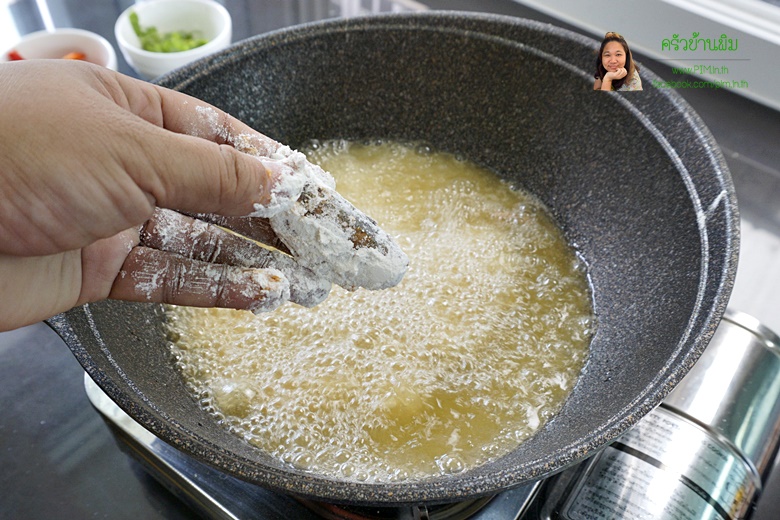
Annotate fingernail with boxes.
[249,158,305,218]
[237,268,290,313]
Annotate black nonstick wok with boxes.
[48,12,739,505]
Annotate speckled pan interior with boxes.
[48,12,739,505]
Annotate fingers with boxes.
[185,213,291,254]
[146,85,278,153]
[78,228,141,305]
[119,125,286,217]
[110,247,290,313]
[223,132,409,292]
[605,68,626,81]
[141,209,330,306]
[105,69,303,217]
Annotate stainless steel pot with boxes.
[47,12,739,505]
[536,311,780,520]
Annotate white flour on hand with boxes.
[191,106,408,293]
[232,133,408,291]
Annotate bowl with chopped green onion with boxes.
[115,0,231,80]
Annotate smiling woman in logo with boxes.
[594,32,643,91]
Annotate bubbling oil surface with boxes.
[166,141,594,483]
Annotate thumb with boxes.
[108,72,294,217]
[125,127,290,216]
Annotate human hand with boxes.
[0,60,405,332]
[604,67,628,81]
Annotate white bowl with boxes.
[0,28,117,70]
[115,0,232,80]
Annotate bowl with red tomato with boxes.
[1,28,117,69]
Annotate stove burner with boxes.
[297,496,494,520]
[84,373,540,519]
[80,311,780,519]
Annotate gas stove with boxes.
[85,311,780,520]
[86,375,540,520]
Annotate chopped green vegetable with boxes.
[129,11,209,53]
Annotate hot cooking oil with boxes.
[166,140,594,483]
